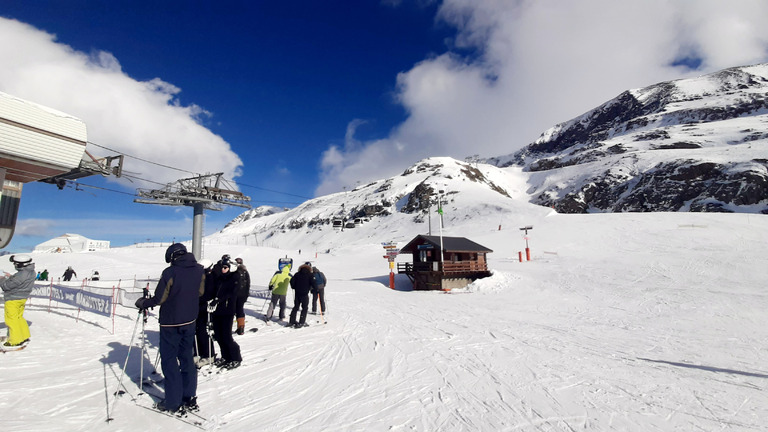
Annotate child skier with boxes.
[0,254,35,348]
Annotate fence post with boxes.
[48,280,54,313]
[76,279,86,323]
[111,282,119,334]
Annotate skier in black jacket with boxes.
[135,243,204,414]
[233,257,250,335]
[289,262,318,328]
[62,266,77,281]
[193,259,217,367]
[209,262,242,369]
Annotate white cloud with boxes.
[316,0,768,196]
[14,218,57,237]
[0,18,243,189]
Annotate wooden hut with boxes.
[397,235,493,290]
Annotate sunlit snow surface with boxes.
[2,206,767,431]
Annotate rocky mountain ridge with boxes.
[219,63,768,246]
[488,63,768,213]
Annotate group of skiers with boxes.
[133,244,330,416]
[0,242,328,416]
[267,260,327,328]
[192,253,250,373]
[34,269,49,281]
[31,266,75,281]
[33,266,101,282]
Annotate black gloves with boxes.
[135,297,147,311]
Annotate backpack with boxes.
[315,271,326,286]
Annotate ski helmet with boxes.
[165,243,187,263]
[9,254,32,269]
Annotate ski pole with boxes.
[138,313,146,394]
[259,292,269,314]
[318,294,326,325]
[204,310,216,368]
[138,286,152,393]
[106,310,143,422]
[194,328,199,360]
[152,350,161,374]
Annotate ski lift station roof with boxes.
[33,233,110,253]
[0,90,87,183]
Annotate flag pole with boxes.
[438,190,444,265]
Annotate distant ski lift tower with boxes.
[134,173,251,259]
[0,91,124,248]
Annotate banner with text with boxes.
[32,284,113,317]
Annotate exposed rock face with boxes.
[489,64,768,214]
[224,206,287,228]
[543,159,768,214]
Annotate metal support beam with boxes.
[192,202,204,260]
[134,173,251,258]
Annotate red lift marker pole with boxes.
[519,226,533,261]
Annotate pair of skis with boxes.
[109,376,218,430]
[134,393,216,430]
[134,402,210,429]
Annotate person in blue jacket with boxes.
[135,243,204,414]
[311,266,327,314]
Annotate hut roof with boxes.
[399,235,493,254]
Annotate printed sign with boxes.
[32,284,113,317]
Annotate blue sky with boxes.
[0,1,451,250]
[2,1,768,252]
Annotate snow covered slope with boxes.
[489,63,768,214]
[5,209,768,431]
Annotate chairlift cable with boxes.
[85,140,312,201]
[86,140,200,175]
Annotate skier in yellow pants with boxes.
[1,254,35,347]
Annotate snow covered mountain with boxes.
[222,205,287,229]
[210,157,547,251]
[218,63,768,245]
[489,63,768,214]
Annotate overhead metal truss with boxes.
[134,173,251,260]
[135,172,251,211]
[40,152,125,189]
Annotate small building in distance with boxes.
[34,233,110,253]
[397,235,493,290]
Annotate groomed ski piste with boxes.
[1,208,768,431]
